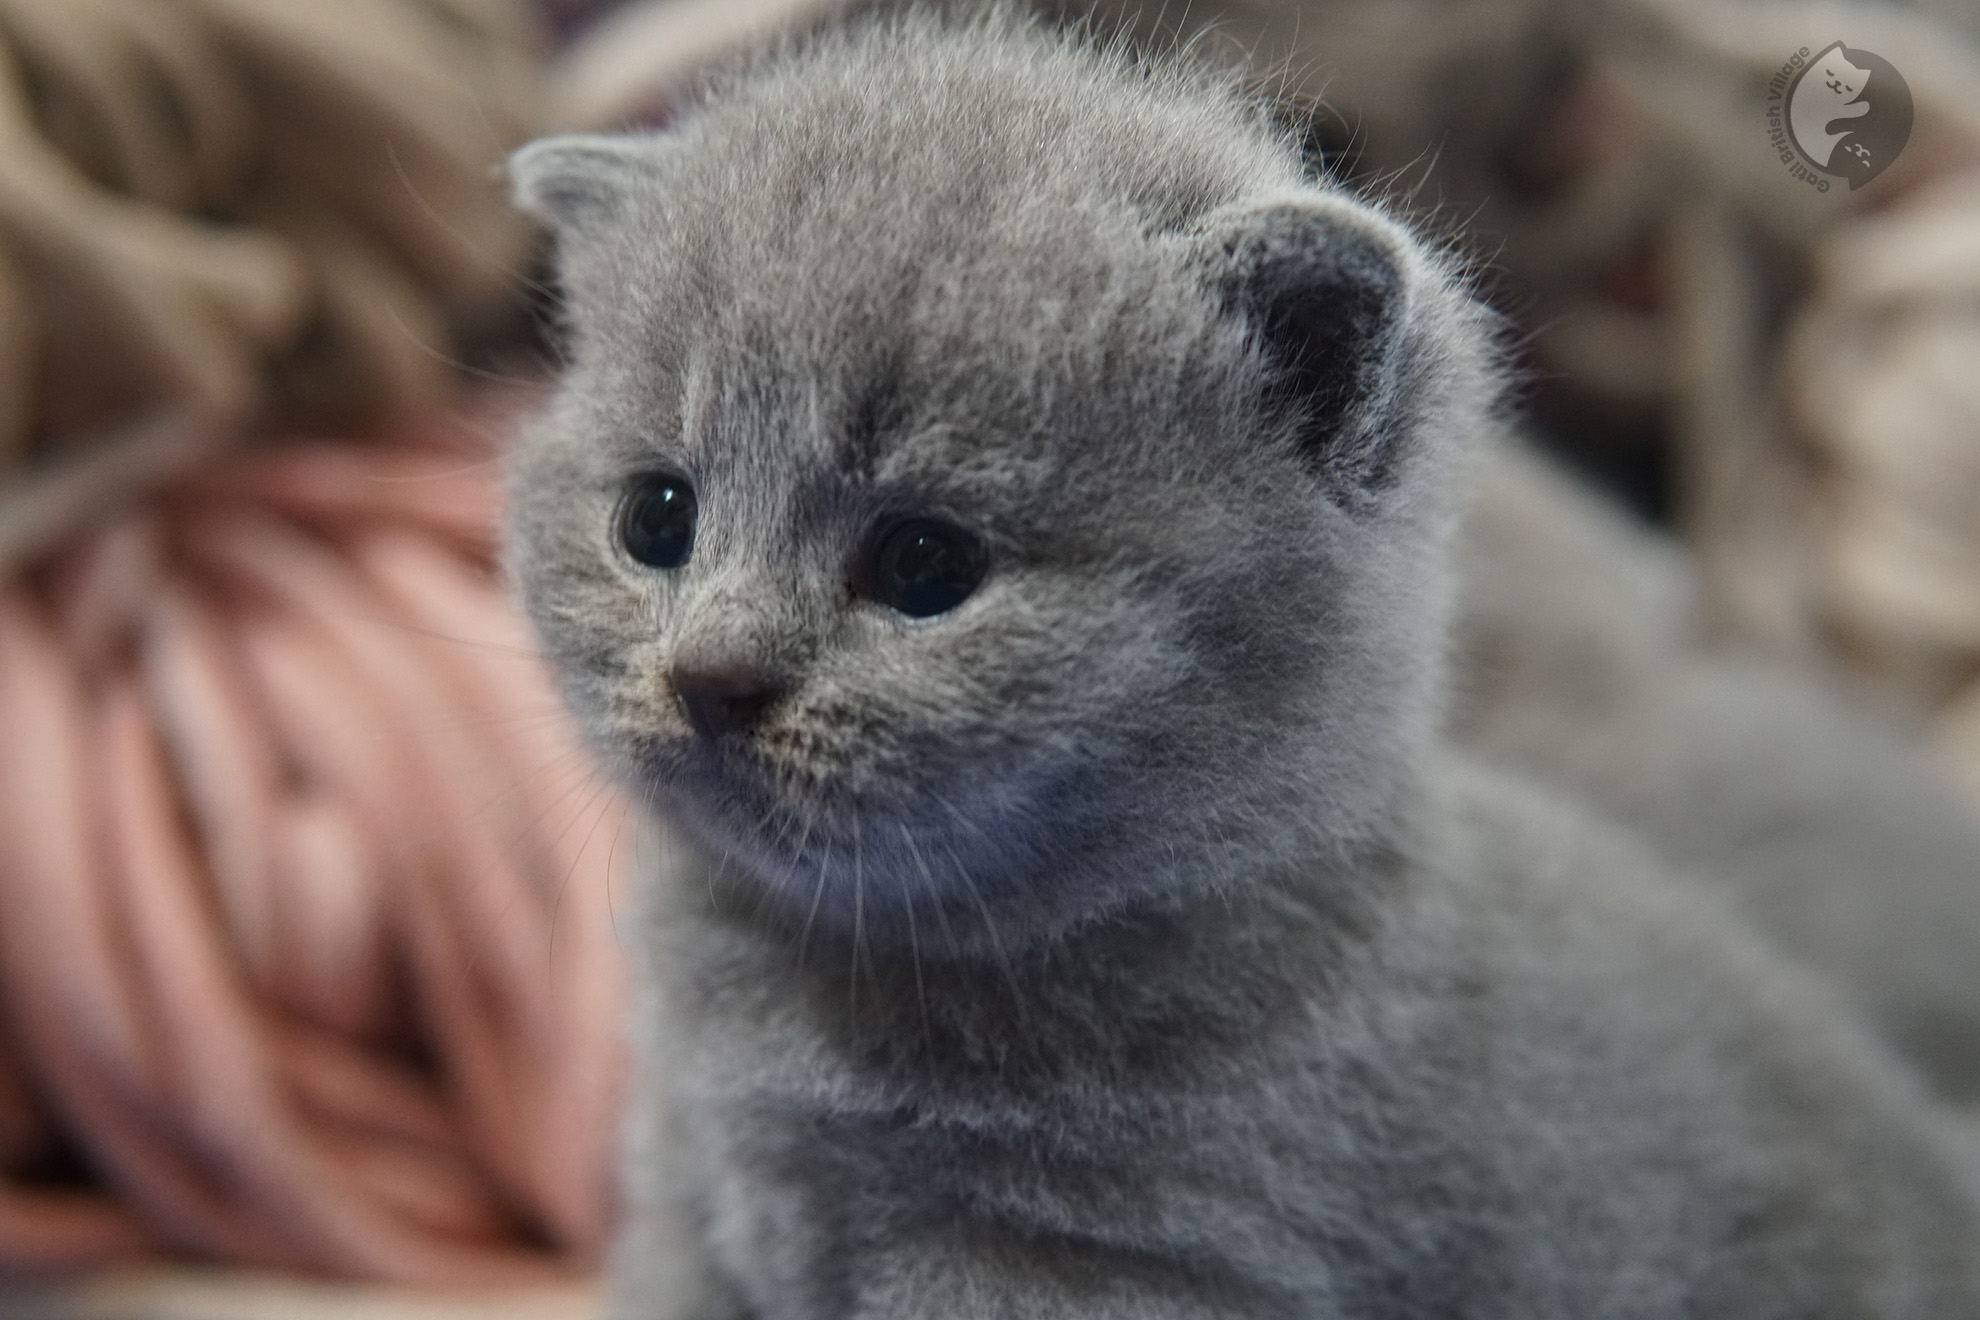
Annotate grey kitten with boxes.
[506,11,1980,1317]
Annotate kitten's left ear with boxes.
[510,133,670,233]
[1195,194,1414,499]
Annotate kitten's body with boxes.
[507,13,1980,1317]
[629,770,1980,1319]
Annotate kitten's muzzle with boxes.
[671,666,783,740]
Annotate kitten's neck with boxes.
[650,790,1427,1090]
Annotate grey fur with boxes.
[1454,442,1980,1104]
[506,11,1980,1317]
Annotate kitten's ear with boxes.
[509,133,669,233]
[1196,194,1412,498]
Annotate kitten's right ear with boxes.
[509,134,669,233]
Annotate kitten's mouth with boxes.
[650,734,873,861]
[642,731,1044,932]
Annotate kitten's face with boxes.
[507,26,1479,949]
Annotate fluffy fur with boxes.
[506,12,1980,1316]
[1453,442,1980,1104]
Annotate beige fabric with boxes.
[549,0,848,130]
[0,0,544,472]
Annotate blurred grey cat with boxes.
[1454,445,1980,1106]
[507,10,1980,1318]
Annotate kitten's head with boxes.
[506,12,1498,951]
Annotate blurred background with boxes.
[0,0,1975,1314]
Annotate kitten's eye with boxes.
[618,474,697,568]
[864,518,987,618]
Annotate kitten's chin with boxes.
[651,776,1189,956]
[631,749,1049,946]
[660,795,961,942]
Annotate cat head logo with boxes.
[1787,42,1912,189]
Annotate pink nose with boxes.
[670,667,782,739]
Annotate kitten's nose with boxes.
[671,666,783,740]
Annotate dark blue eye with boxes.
[618,474,697,568]
[866,518,986,618]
